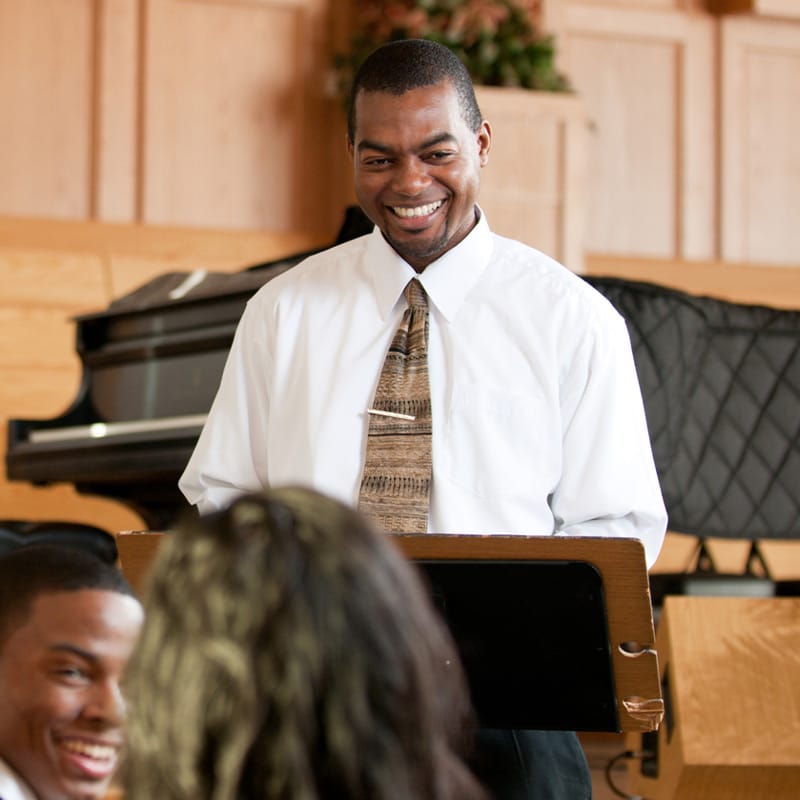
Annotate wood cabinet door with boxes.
[721,15,800,265]
[140,0,341,236]
[559,1,716,261]
[0,0,345,238]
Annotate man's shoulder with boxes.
[488,232,593,290]
[487,231,573,278]
[301,233,372,267]
[488,232,624,321]
[250,234,371,303]
[281,234,370,280]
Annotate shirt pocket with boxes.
[439,383,556,500]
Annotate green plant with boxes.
[334,0,572,102]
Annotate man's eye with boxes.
[427,151,453,161]
[54,666,89,682]
[364,157,391,167]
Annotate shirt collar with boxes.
[0,757,38,800]
[366,207,493,322]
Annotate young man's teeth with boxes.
[393,200,443,218]
[61,740,116,761]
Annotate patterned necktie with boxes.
[358,279,432,533]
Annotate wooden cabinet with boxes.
[3,1,800,267]
[0,0,346,239]
[720,14,800,264]
[559,2,716,260]
[557,0,800,265]
[140,0,341,234]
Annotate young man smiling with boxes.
[180,39,666,798]
[0,545,143,800]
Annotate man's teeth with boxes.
[61,740,116,761]
[392,200,443,218]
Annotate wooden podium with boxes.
[627,595,800,799]
[116,531,662,733]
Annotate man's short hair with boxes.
[347,38,483,141]
[0,544,136,648]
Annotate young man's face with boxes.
[0,589,143,800]
[349,79,491,272]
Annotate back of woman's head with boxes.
[122,487,484,800]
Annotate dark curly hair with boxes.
[347,38,483,142]
[122,487,485,800]
[0,544,135,648]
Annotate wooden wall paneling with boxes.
[0,250,107,414]
[0,482,145,540]
[325,0,357,215]
[680,12,718,260]
[94,0,142,222]
[585,252,800,308]
[561,4,716,260]
[753,0,800,17]
[0,247,108,437]
[142,0,297,230]
[0,0,95,219]
[760,541,800,581]
[0,244,143,529]
[292,0,353,235]
[0,304,79,382]
[720,15,800,264]
[561,93,590,272]
[475,87,589,272]
[0,213,327,301]
[103,225,328,298]
[141,0,340,236]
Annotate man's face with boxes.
[348,79,491,271]
[0,589,143,800]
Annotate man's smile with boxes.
[57,735,120,780]
[390,199,444,219]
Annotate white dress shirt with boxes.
[0,758,37,800]
[180,212,667,566]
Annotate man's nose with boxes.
[84,679,126,725]
[392,158,430,195]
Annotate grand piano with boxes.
[6,209,372,530]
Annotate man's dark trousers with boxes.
[470,729,592,799]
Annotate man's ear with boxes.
[346,135,355,161]
[477,120,492,167]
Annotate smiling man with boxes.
[346,77,490,271]
[179,38,666,799]
[0,545,143,800]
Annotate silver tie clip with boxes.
[367,408,416,421]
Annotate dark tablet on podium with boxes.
[416,559,617,731]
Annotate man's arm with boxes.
[551,311,667,568]
[179,300,271,514]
